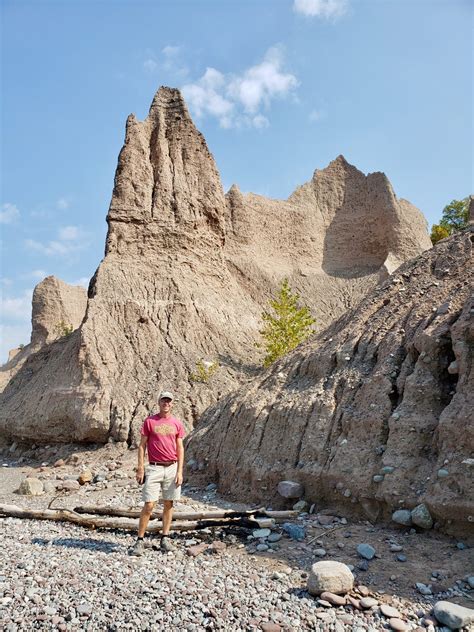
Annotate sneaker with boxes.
[160,536,177,552]
[129,539,145,556]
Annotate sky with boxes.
[1,0,473,363]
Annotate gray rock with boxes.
[392,510,412,526]
[397,554,407,562]
[357,543,376,560]
[411,503,433,529]
[293,500,309,512]
[381,466,395,474]
[389,544,403,552]
[17,478,43,496]
[437,468,449,478]
[359,597,378,608]
[433,600,474,629]
[267,533,282,543]
[256,544,269,552]
[416,583,432,595]
[467,576,474,589]
[373,475,384,483]
[277,480,304,499]
[314,548,326,557]
[307,561,354,596]
[252,529,271,539]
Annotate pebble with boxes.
[416,582,432,595]
[357,543,376,560]
[267,533,282,543]
[314,548,326,557]
[397,554,407,562]
[390,544,403,552]
[380,604,401,618]
[359,597,378,608]
[389,617,408,631]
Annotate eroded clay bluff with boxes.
[0,277,87,391]
[186,228,474,533]
[0,86,431,445]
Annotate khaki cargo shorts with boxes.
[142,463,181,503]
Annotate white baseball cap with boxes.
[159,391,174,401]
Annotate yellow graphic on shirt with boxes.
[153,423,175,436]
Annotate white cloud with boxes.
[69,277,89,288]
[163,45,180,58]
[58,225,80,240]
[142,45,188,77]
[25,225,89,257]
[1,288,33,321]
[57,197,70,210]
[309,108,325,122]
[294,0,348,19]
[182,46,298,129]
[143,58,158,73]
[0,203,20,224]
[1,277,13,287]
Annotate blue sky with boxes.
[1,0,473,362]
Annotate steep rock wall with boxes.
[187,229,473,532]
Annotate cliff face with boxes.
[0,87,431,445]
[187,229,473,532]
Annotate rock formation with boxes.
[186,228,473,532]
[0,277,87,391]
[0,87,431,445]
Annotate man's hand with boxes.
[136,466,145,484]
[175,471,183,487]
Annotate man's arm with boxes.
[136,435,148,483]
[175,437,184,486]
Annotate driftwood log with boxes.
[72,505,296,521]
[0,504,281,532]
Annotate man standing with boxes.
[129,391,185,556]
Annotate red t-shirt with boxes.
[140,414,185,463]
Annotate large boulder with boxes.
[307,561,354,595]
[187,228,473,532]
[0,87,430,445]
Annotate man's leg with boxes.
[138,501,156,537]
[162,500,174,536]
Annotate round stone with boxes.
[359,597,378,608]
[389,618,408,631]
[357,543,376,560]
[411,504,433,529]
[380,604,401,618]
[307,561,354,596]
[392,510,412,526]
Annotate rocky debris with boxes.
[0,277,87,393]
[78,469,93,485]
[411,504,433,529]
[17,478,43,496]
[277,480,303,499]
[0,86,431,445]
[357,543,376,560]
[392,510,412,526]
[187,229,474,533]
[433,600,474,629]
[307,561,354,595]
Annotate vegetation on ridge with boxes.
[257,279,315,367]
[431,197,470,244]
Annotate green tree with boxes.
[431,197,470,245]
[257,279,315,367]
[430,224,450,245]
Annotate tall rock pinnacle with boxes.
[0,87,431,445]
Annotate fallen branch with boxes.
[307,523,346,545]
[72,505,296,522]
[0,504,273,532]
